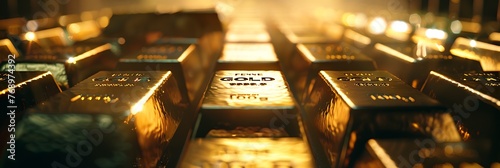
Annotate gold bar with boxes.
[117,43,207,103]
[180,70,316,167]
[5,71,189,167]
[217,43,280,70]
[284,43,376,102]
[302,70,461,167]
[451,37,500,71]
[373,42,482,89]
[421,71,500,141]
[225,28,271,43]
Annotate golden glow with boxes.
[469,40,477,48]
[450,20,462,34]
[367,17,387,35]
[0,39,20,56]
[425,28,447,40]
[26,20,38,32]
[66,43,112,64]
[367,139,398,168]
[221,43,277,61]
[0,72,53,95]
[24,32,36,41]
[374,43,416,63]
[389,21,409,33]
[98,16,110,28]
[430,71,500,107]
[131,72,171,115]
[225,29,271,42]
[409,13,421,25]
[386,21,411,41]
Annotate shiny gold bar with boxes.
[22,27,73,47]
[0,71,61,160]
[117,43,206,103]
[372,42,482,89]
[217,43,280,70]
[421,71,500,142]
[284,43,376,102]
[355,139,493,168]
[1,41,120,89]
[4,71,189,168]
[179,138,315,167]
[180,70,315,166]
[302,70,461,167]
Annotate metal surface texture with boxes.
[3,71,189,168]
[202,70,294,108]
[302,70,461,167]
[180,138,315,168]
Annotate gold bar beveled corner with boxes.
[302,70,461,168]
[6,71,189,168]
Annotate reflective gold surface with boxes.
[202,70,294,108]
[303,70,461,167]
[220,43,277,61]
[180,138,315,168]
[6,71,189,168]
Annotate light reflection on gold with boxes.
[0,71,53,95]
[367,139,398,168]
[220,43,277,61]
[344,29,371,46]
[225,29,271,42]
[66,43,112,64]
[180,138,314,167]
[130,71,172,114]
